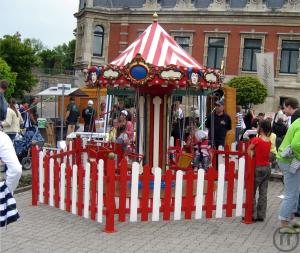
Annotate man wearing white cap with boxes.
[82,100,96,132]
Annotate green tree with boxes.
[0,33,38,98]
[0,57,17,99]
[227,76,268,107]
[38,39,76,74]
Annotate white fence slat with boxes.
[71,165,78,215]
[60,163,66,210]
[218,146,224,167]
[83,163,91,219]
[38,151,44,203]
[130,162,139,222]
[97,160,104,223]
[216,164,226,218]
[170,136,174,147]
[49,158,54,207]
[63,155,67,166]
[174,170,183,220]
[152,167,162,221]
[83,152,88,167]
[236,158,245,216]
[195,169,205,219]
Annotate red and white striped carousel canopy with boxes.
[110,21,203,69]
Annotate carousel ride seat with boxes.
[167,146,194,172]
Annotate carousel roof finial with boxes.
[153,12,158,23]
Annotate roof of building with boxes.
[110,20,203,68]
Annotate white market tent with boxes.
[36,84,88,141]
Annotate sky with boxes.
[0,0,78,48]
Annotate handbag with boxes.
[290,158,300,174]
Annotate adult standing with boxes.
[65,97,80,136]
[1,98,23,141]
[277,118,300,233]
[0,97,22,227]
[82,100,96,132]
[282,97,300,219]
[235,105,244,143]
[28,97,39,127]
[205,100,232,148]
[0,80,8,128]
[272,114,287,150]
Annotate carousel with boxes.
[83,13,224,172]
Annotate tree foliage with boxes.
[0,57,17,99]
[0,33,38,98]
[227,76,268,107]
[38,39,76,73]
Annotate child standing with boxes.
[198,132,211,171]
[247,120,272,222]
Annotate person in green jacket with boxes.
[277,118,300,234]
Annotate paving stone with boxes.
[0,181,294,253]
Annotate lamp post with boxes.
[60,84,65,141]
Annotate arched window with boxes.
[93,25,104,57]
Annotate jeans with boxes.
[278,161,300,221]
[297,194,300,215]
[253,166,271,220]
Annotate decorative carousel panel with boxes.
[123,54,155,87]
[203,70,220,84]
[103,67,120,80]
[84,66,101,87]
[159,66,184,81]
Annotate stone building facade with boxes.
[74,0,300,112]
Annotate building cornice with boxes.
[75,8,300,27]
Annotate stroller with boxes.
[14,127,44,170]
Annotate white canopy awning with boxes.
[36,84,87,97]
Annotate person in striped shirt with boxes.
[235,106,244,143]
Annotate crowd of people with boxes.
[65,97,135,154]
[171,97,300,233]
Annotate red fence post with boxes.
[75,135,82,166]
[77,164,84,216]
[54,161,60,208]
[163,169,172,221]
[141,165,151,221]
[205,167,216,219]
[65,164,72,212]
[119,158,128,222]
[226,161,235,217]
[31,144,39,206]
[44,154,50,205]
[104,158,116,233]
[90,161,98,221]
[243,152,255,224]
[185,171,194,220]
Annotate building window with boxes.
[174,36,190,53]
[242,39,261,72]
[93,25,104,57]
[207,38,225,69]
[280,40,300,74]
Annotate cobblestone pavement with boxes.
[1,181,298,253]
